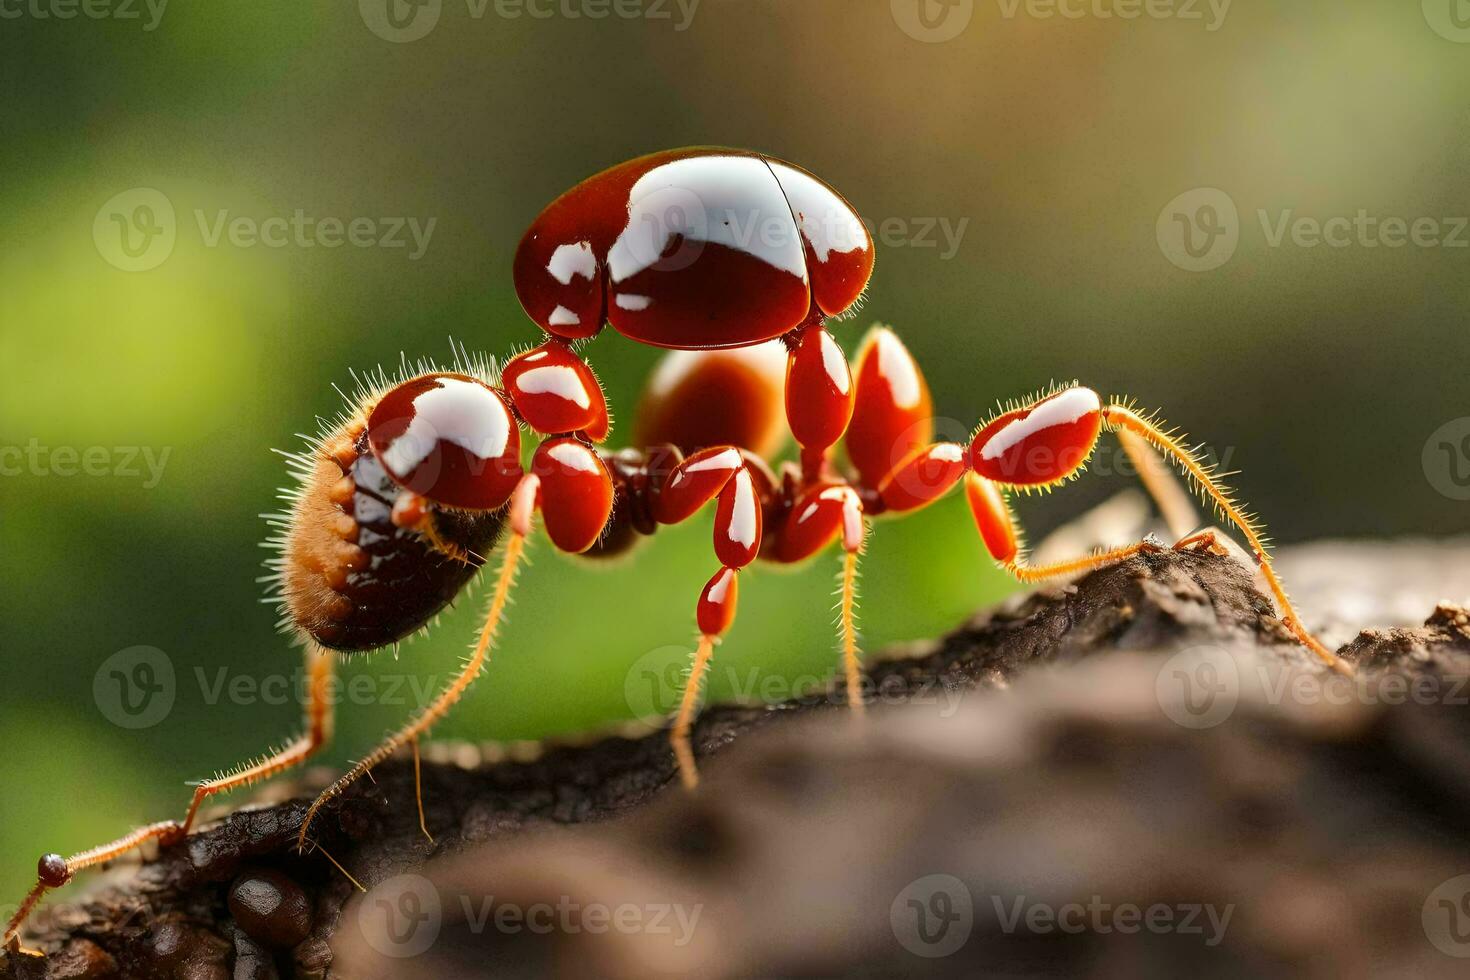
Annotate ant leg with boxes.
[502,338,611,442]
[653,449,767,788]
[410,736,432,845]
[785,325,856,485]
[846,326,934,493]
[1100,403,1350,674]
[770,482,868,710]
[5,643,336,945]
[963,387,1348,674]
[6,823,181,945]
[964,471,1163,581]
[182,642,336,831]
[670,577,730,790]
[1115,426,1199,540]
[1173,529,1232,556]
[297,478,538,851]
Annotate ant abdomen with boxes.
[280,423,504,652]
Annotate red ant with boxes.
[4,147,1350,947]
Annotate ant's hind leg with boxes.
[297,479,537,852]
[182,642,336,830]
[297,437,616,850]
[4,642,337,946]
[6,823,183,947]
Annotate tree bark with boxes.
[5,539,1469,979]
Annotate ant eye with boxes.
[367,373,523,510]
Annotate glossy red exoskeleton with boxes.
[6,149,1350,947]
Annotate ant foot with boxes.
[1174,530,1231,557]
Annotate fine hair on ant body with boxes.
[5,147,1351,946]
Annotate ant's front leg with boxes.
[650,446,770,789]
[766,481,868,709]
[502,337,611,442]
[961,387,1350,674]
[5,643,336,947]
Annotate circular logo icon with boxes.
[93,188,176,272]
[1156,645,1239,730]
[358,873,442,959]
[1156,188,1239,272]
[890,874,973,958]
[891,0,975,43]
[360,0,442,43]
[882,416,970,501]
[1424,0,1470,43]
[624,645,698,719]
[1423,874,1470,957]
[93,646,176,729]
[1423,418,1470,501]
[608,184,710,280]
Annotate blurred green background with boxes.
[1,0,1467,914]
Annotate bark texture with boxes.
[5,538,1470,979]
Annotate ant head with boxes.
[367,372,524,512]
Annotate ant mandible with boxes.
[5,147,1351,946]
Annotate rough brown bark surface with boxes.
[5,540,1470,979]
